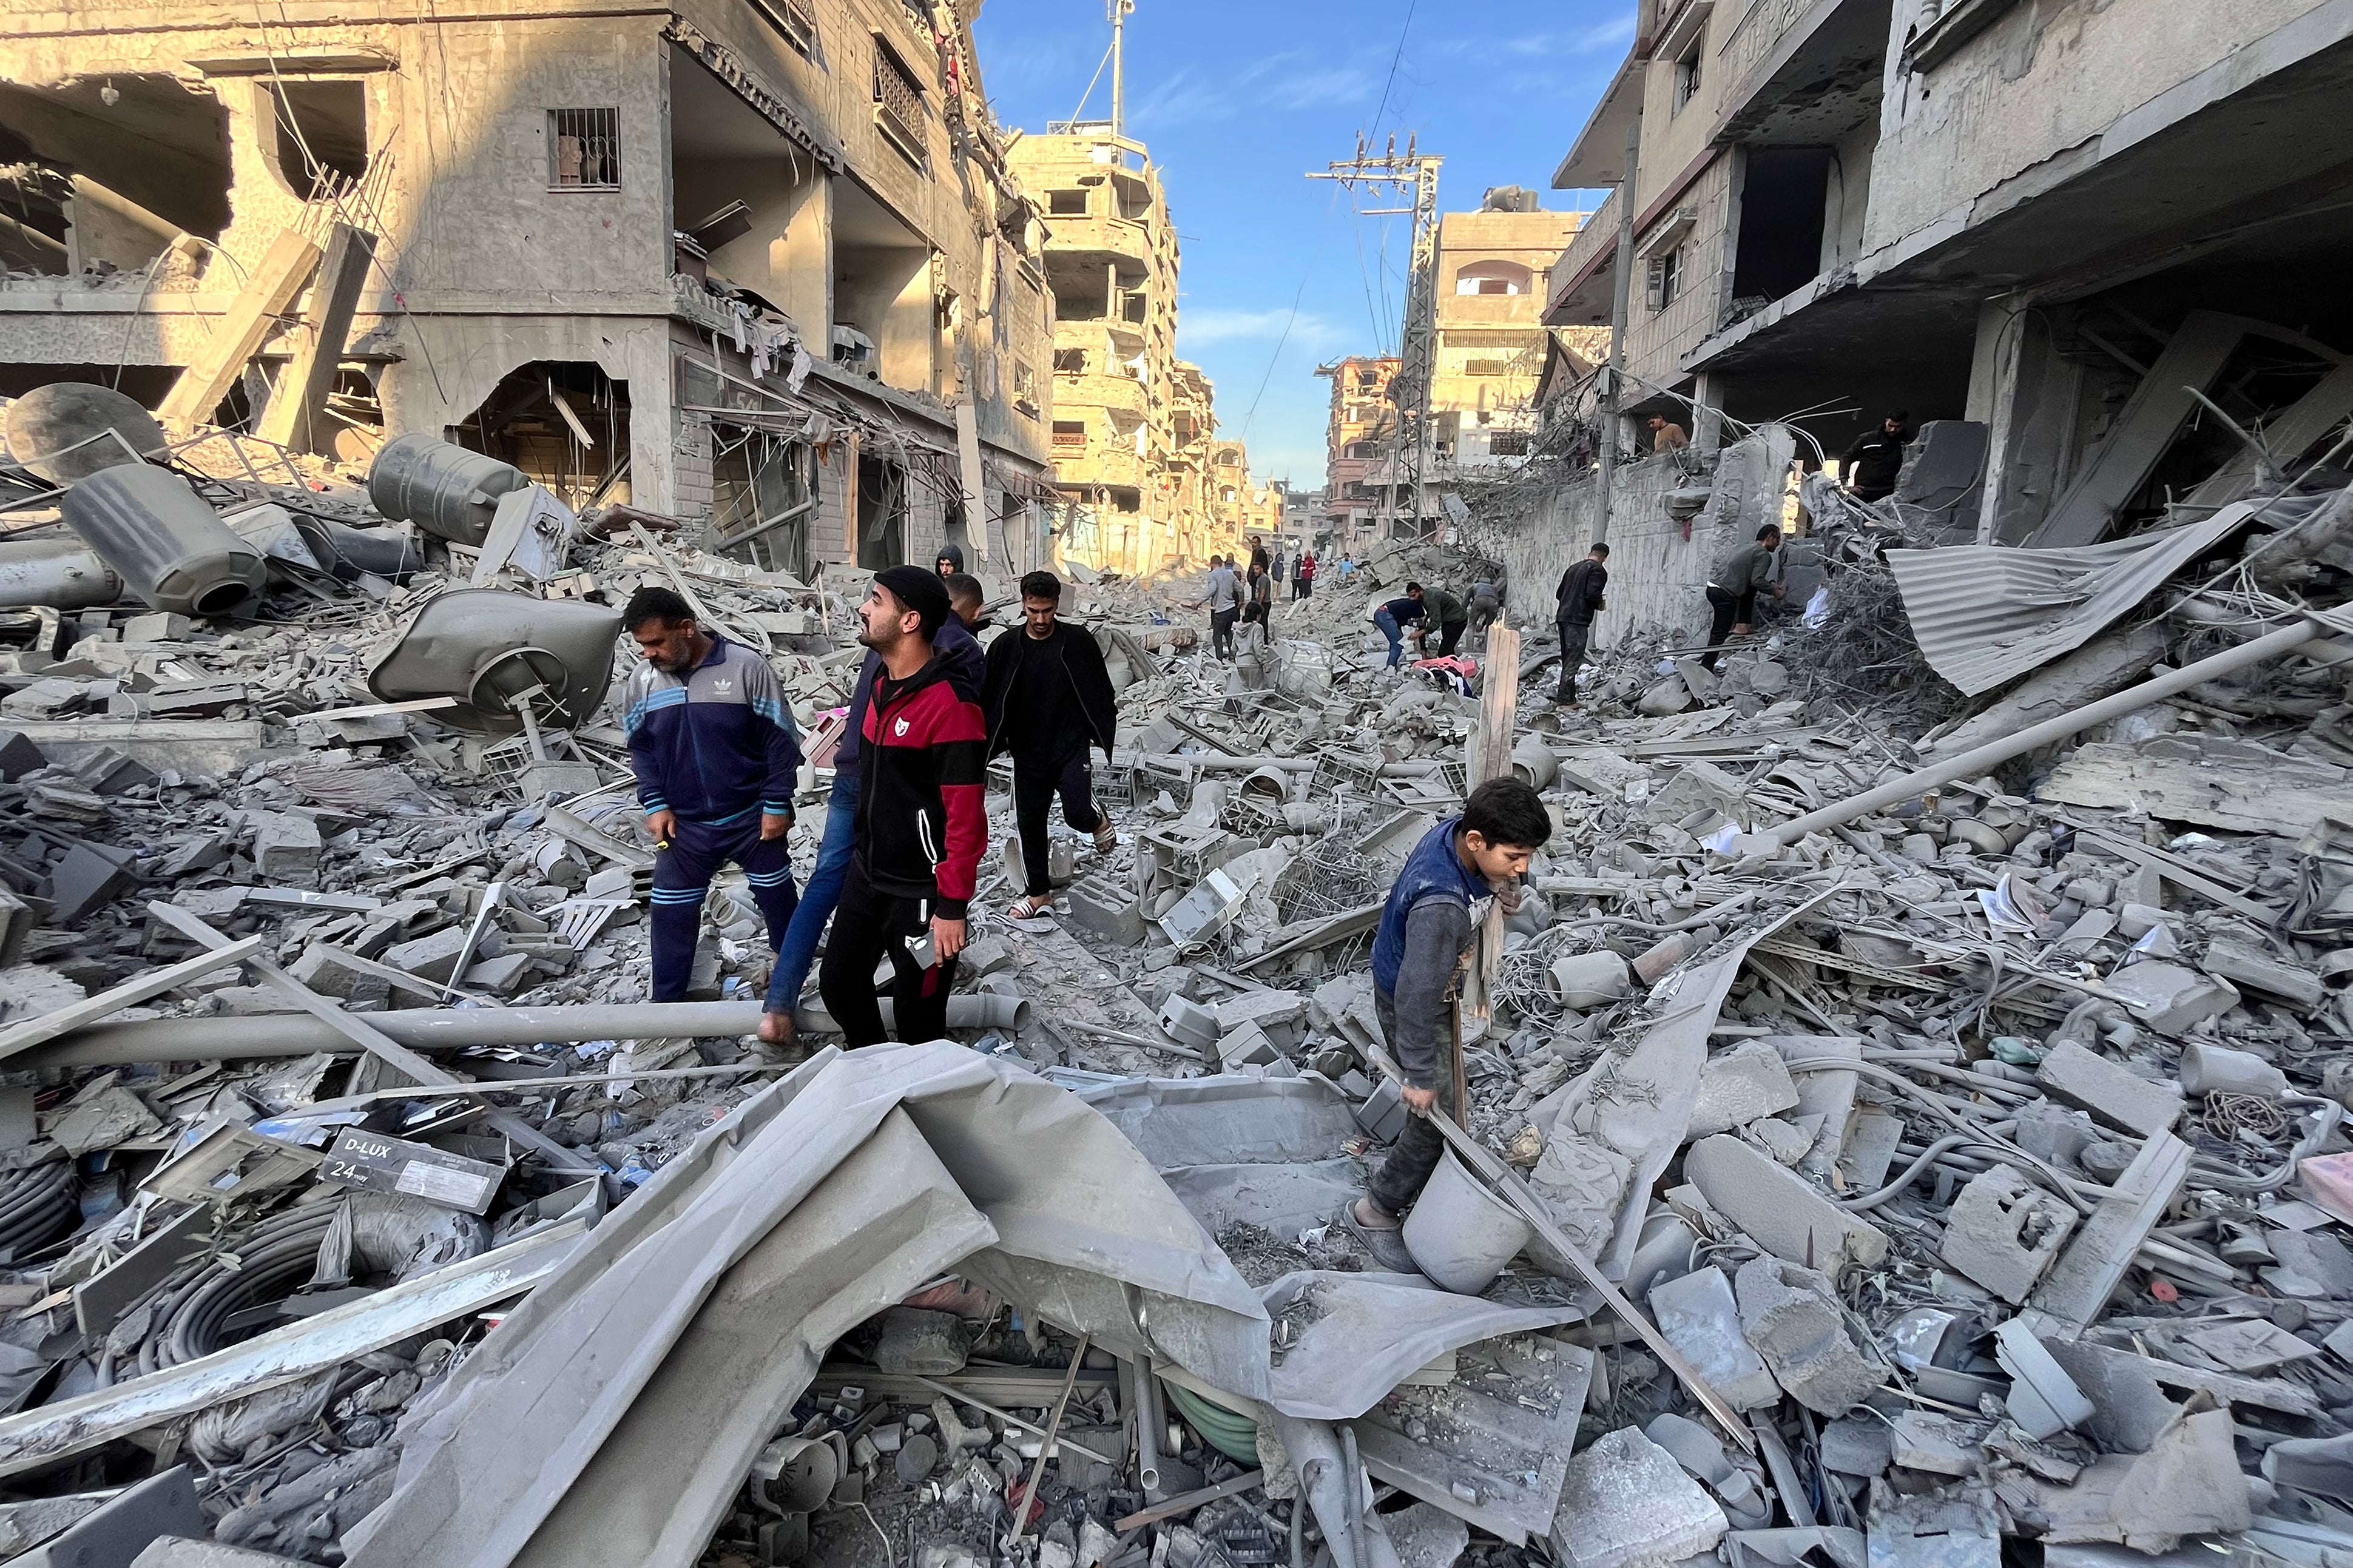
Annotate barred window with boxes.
[548,107,618,190]
[873,41,925,159]
[748,0,819,56]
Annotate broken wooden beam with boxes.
[255,221,377,454]
[157,229,325,434]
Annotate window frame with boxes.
[871,35,928,164]
[546,106,620,192]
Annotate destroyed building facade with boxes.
[1428,192,1582,476]
[0,0,1058,572]
[1516,0,2353,640]
[1317,353,1402,546]
[1008,118,1254,575]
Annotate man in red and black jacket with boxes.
[818,565,988,1046]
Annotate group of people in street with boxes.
[621,551,1123,1055]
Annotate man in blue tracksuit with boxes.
[759,571,986,1046]
[1345,778,1552,1256]
[1373,584,1428,669]
[621,586,803,1003]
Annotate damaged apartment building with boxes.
[1010,117,1268,576]
[0,0,1058,576]
[1525,0,2353,634]
[1322,192,1599,552]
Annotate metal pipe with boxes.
[1767,620,2327,846]
[35,995,1029,1069]
[1129,1354,1162,1496]
[1340,1424,1368,1568]
[0,537,122,610]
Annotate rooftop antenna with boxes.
[1109,0,1135,137]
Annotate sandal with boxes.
[1007,894,1054,920]
[1093,822,1119,853]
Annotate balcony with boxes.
[1056,369,1149,425]
[1041,212,1159,272]
[1546,187,1618,328]
[1708,0,1892,145]
[1053,442,1146,490]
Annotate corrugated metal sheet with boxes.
[1885,503,2262,696]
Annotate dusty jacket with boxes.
[623,636,800,825]
[981,620,1119,762]
[854,653,987,918]
[1555,559,1608,625]
[1711,543,1778,597]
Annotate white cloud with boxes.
[1181,307,1329,347]
[1130,50,1379,130]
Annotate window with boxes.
[1490,431,1530,457]
[548,108,619,189]
[873,41,926,160]
[1048,189,1089,216]
[747,0,819,56]
[1014,360,1038,417]
[1673,45,1703,113]
[1646,247,1683,312]
[1454,260,1533,297]
[1463,360,1510,377]
[1052,420,1088,450]
[1053,348,1088,374]
[1355,368,1380,386]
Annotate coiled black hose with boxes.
[0,1160,77,1262]
[135,1203,341,1375]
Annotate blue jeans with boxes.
[764,771,860,1013]
[1375,609,1405,668]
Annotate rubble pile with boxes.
[0,379,2347,1568]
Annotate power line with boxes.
[1366,0,1419,140]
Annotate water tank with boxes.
[367,434,530,547]
[58,465,265,617]
[3,381,169,483]
[0,538,122,610]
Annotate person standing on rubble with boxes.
[1703,523,1783,671]
[1423,582,1469,657]
[1246,556,1275,625]
[1840,411,1910,503]
[1345,778,1553,1252]
[1294,549,1316,601]
[1553,542,1609,704]
[983,569,1120,922]
[760,571,986,1048]
[1194,554,1241,660]
[621,587,805,1007]
[1372,583,1428,670]
[813,568,987,1047]
[935,543,965,579]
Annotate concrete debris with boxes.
[0,320,2339,1568]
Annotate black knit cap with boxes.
[874,564,951,640]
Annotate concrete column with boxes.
[1692,372,1724,452]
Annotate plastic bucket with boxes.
[1402,1148,1533,1294]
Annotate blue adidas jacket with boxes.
[623,635,802,824]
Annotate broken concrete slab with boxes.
[1734,1256,1888,1415]
[1550,1426,1727,1568]
[1684,1135,1888,1272]
[1938,1166,2078,1304]
[2032,1041,2181,1136]
[1686,1040,1801,1140]
[1648,1266,1780,1411]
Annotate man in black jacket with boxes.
[1553,542,1609,703]
[1840,412,1910,502]
[982,570,1120,921]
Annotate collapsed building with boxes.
[0,2,2342,1567]
[1516,0,2353,637]
[0,0,1061,580]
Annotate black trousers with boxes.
[1703,585,1754,671]
[1366,989,1457,1215]
[1211,608,1237,659]
[1556,619,1592,701]
[1437,618,1468,656]
[817,864,960,1047]
[1013,748,1102,896]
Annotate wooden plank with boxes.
[0,935,263,1062]
[144,903,593,1173]
[2020,1129,2191,1341]
[158,229,324,432]
[1360,1037,1756,1456]
[1462,618,1520,1028]
[254,223,376,453]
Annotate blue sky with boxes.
[973,0,1633,488]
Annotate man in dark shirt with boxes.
[1423,583,1468,656]
[1841,412,1910,502]
[1345,779,1553,1251]
[1703,523,1783,671]
[1373,584,1427,670]
[982,570,1119,922]
[1553,541,1610,703]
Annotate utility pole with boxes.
[1108,0,1135,138]
[1594,110,1640,545]
[1309,133,1443,541]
